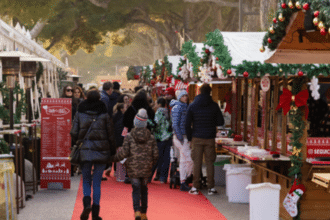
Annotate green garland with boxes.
[0,82,27,124]
[202,29,232,74]
[140,66,152,84]
[180,40,200,78]
[233,61,330,79]
[262,0,330,51]
[0,138,9,154]
[287,77,308,220]
[126,66,136,80]
[164,55,172,78]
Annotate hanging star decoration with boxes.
[292,147,302,157]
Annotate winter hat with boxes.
[165,87,175,97]
[177,90,188,101]
[134,108,148,128]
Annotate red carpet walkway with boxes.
[71,174,227,220]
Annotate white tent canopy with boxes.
[193,32,274,66]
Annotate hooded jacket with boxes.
[170,99,188,142]
[185,93,224,141]
[70,100,116,164]
[148,107,172,142]
[112,128,159,178]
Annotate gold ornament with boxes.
[292,147,302,156]
[259,46,265,52]
[291,163,294,167]
[328,28,330,34]
[269,26,275,34]
[288,1,294,9]
[279,13,285,22]
[313,17,319,26]
[279,68,283,72]
[318,21,324,29]
[295,1,301,9]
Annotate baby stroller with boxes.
[169,148,207,189]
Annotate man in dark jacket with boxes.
[108,81,121,116]
[100,81,114,118]
[185,83,224,196]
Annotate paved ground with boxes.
[18,176,80,220]
[17,174,249,220]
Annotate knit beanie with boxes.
[177,90,188,101]
[134,108,148,128]
[165,87,175,97]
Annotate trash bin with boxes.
[0,154,17,220]
[246,183,281,220]
[226,167,255,203]
[214,157,231,186]
[223,163,250,196]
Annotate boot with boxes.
[134,211,141,220]
[92,204,102,220]
[141,213,148,220]
[80,196,92,220]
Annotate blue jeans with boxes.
[81,163,106,205]
[151,139,172,182]
[131,178,148,213]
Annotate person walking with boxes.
[100,81,114,118]
[111,109,159,220]
[73,85,86,100]
[185,83,224,195]
[62,85,81,176]
[148,97,173,183]
[170,90,193,191]
[70,89,115,220]
[108,81,121,116]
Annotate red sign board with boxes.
[307,138,330,158]
[40,98,72,189]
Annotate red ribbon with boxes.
[224,91,232,114]
[275,88,309,119]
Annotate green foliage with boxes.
[126,66,136,80]
[57,67,68,92]
[164,55,172,77]
[180,40,200,78]
[0,82,27,124]
[140,65,152,84]
[262,0,330,51]
[0,139,9,154]
[202,29,232,73]
[233,61,330,79]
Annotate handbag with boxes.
[69,116,99,165]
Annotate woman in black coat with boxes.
[123,90,155,132]
[70,89,115,220]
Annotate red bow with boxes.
[275,88,309,119]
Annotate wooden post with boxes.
[253,79,259,146]
[243,78,248,142]
[264,83,271,150]
[237,78,242,135]
[281,78,288,155]
[231,77,237,133]
[272,76,279,152]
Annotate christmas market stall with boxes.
[225,1,330,219]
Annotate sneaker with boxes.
[208,188,218,195]
[189,187,199,195]
[180,183,191,192]
[101,177,107,181]
[124,177,131,184]
[153,176,160,181]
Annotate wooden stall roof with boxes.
[265,11,330,64]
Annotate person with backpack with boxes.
[70,89,115,220]
[111,109,159,220]
[148,97,173,183]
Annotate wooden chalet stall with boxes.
[229,5,330,219]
